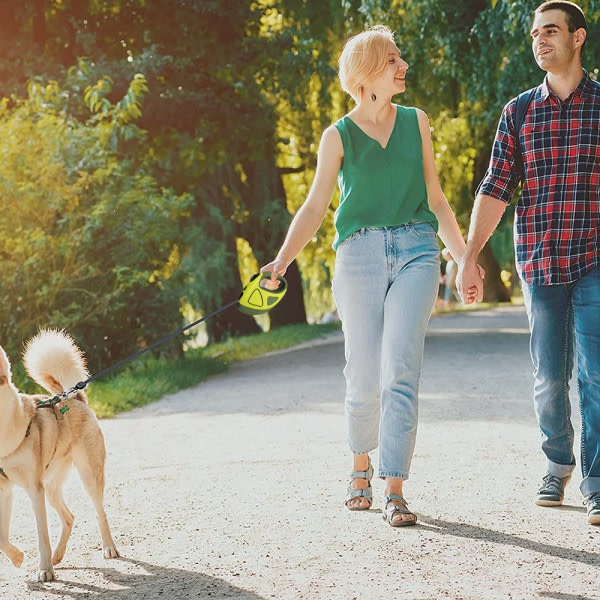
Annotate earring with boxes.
[370,93,377,102]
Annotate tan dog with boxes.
[0,329,119,582]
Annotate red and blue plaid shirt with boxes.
[477,70,600,285]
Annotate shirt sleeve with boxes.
[475,99,521,204]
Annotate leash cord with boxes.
[37,298,239,408]
[84,299,240,386]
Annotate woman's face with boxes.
[369,42,409,95]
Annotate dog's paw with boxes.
[8,547,24,568]
[103,545,120,559]
[37,568,56,583]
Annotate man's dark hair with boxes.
[535,1,587,38]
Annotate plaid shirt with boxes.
[477,70,600,285]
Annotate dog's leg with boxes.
[73,446,120,559]
[45,467,74,566]
[28,485,55,582]
[0,486,25,568]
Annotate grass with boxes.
[86,322,341,418]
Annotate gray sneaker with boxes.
[585,493,600,525]
[535,473,571,506]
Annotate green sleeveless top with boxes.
[332,105,438,250]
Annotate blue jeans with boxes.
[332,223,440,479]
[522,265,600,497]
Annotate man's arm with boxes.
[456,194,508,303]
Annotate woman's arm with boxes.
[415,109,467,262]
[261,124,343,280]
[416,109,483,299]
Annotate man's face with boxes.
[530,9,582,72]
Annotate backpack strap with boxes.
[512,87,536,182]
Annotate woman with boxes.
[261,25,481,526]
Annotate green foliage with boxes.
[430,109,478,226]
[0,71,191,367]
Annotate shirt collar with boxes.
[540,69,591,101]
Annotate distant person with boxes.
[262,25,481,526]
[457,1,600,524]
[441,247,458,308]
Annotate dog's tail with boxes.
[23,329,89,396]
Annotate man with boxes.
[457,1,600,525]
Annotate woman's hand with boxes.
[260,259,288,290]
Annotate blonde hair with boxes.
[338,25,397,101]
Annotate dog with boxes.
[0,329,119,582]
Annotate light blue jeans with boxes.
[522,265,600,497]
[332,223,440,480]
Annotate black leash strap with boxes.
[36,299,239,409]
[36,271,289,410]
[513,87,536,182]
[84,299,239,386]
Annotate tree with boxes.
[0,70,192,367]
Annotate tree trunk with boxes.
[471,140,512,303]
[208,280,262,342]
[0,1,20,50]
[205,220,261,343]
[479,245,511,302]
[242,157,308,328]
[267,260,306,327]
[31,0,46,49]
[196,164,262,343]
[60,0,87,65]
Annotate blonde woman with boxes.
[262,25,481,526]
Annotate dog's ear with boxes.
[0,345,12,384]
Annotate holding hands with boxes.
[457,258,486,304]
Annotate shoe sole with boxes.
[535,475,572,508]
[588,514,600,525]
[535,498,564,507]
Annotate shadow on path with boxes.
[538,593,597,600]
[418,516,600,567]
[25,557,267,600]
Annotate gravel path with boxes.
[2,305,599,599]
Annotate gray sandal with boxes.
[345,458,374,511]
[382,494,417,527]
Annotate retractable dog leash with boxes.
[37,272,288,413]
[238,272,287,315]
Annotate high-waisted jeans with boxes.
[522,265,600,497]
[332,223,440,479]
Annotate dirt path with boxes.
[2,305,599,599]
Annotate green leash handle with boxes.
[238,272,288,315]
